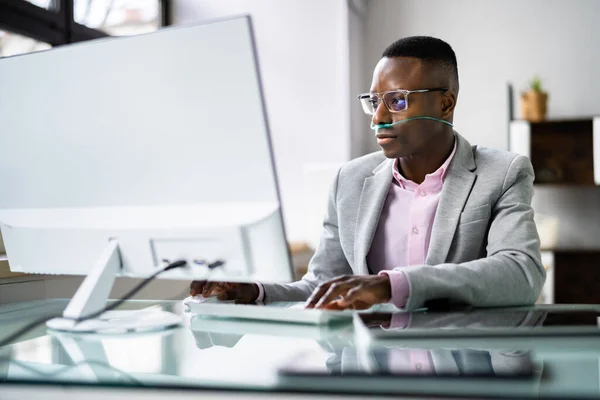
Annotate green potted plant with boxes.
[520,76,548,122]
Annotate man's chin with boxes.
[380,146,409,159]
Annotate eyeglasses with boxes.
[357,88,447,115]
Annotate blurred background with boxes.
[1,0,599,305]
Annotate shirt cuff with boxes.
[378,270,410,309]
[255,282,265,303]
[379,312,411,331]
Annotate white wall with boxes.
[348,0,373,158]
[364,0,600,151]
[173,0,351,242]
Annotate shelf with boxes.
[542,248,600,253]
[515,117,600,124]
[553,250,600,304]
[510,117,600,185]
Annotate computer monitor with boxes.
[0,16,293,332]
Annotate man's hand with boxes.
[189,281,260,304]
[305,275,392,310]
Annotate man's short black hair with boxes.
[382,36,459,92]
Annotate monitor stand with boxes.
[46,241,182,333]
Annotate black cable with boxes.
[70,259,187,322]
[0,260,188,348]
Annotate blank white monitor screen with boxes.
[0,16,293,283]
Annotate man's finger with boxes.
[217,288,238,301]
[340,286,372,310]
[305,285,330,309]
[202,282,221,297]
[305,276,350,308]
[190,280,207,296]
[323,300,345,310]
[314,281,354,309]
[339,286,362,304]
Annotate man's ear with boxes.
[441,91,457,119]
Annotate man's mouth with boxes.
[376,132,397,146]
[376,133,397,140]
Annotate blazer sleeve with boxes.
[399,155,546,310]
[262,168,353,302]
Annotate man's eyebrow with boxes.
[370,88,404,94]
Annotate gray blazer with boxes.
[264,133,546,310]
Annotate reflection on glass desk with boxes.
[278,346,541,398]
[355,308,600,340]
[292,347,537,378]
[190,314,354,346]
[2,299,600,399]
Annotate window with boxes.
[0,0,170,52]
[74,0,161,36]
[24,0,60,11]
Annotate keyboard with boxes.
[183,296,354,325]
[189,315,353,343]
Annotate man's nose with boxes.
[372,101,392,126]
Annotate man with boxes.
[191,36,545,310]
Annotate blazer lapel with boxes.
[430,350,460,375]
[354,159,394,275]
[426,134,477,265]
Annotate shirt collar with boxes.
[392,136,457,189]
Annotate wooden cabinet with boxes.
[510,118,600,304]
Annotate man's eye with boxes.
[390,96,406,111]
[369,98,379,107]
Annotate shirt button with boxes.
[412,226,419,235]
[420,190,427,196]
[416,363,422,371]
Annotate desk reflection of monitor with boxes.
[0,16,293,333]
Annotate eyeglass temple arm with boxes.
[357,88,447,98]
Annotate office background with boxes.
[1,0,599,303]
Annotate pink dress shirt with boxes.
[382,313,434,373]
[367,139,457,308]
[257,139,457,305]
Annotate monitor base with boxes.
[47,310,181,333]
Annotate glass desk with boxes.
[1,299,600,399]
